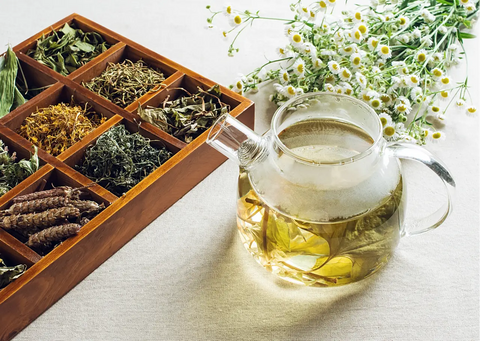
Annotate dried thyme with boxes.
[27,23,111,76]
[76,124,172,196]
[0,141,39,197]
[82,59,165,108]
[137,85,228,143]
[0,255,26,289]
[18,101,106,156]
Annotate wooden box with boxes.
[0,14,254,340]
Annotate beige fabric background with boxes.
[1,0,479,340]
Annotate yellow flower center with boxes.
[288,87,296,95]
[417,53,426,62]
[397,105,407,112]
[293,34,302,43]
[353,57,361,65]
[431,106,440,112]
[371,99,381,108]
[234,15,242,25]
[399,18,406,25]
[332,63,339,70]
[222,31,227,38]
[423,130,429,136]
[381,46,390,54]
[432,132,441,139]
[297,64,304,73]
[433,69,442,77]
[310,11,316,18]
[460,0,469,4]
[319,1,327,8]
[363,94,371,101]
[355,12,362,20]
[381,95,390,103]
[371,39,379,48]
[410,76,418,83]
[354,31,361,40]
[440,91,449,98]
[441,77,450,84]
[342,70,350,78]
[384,126,395,136]
[467,107,477,113]
[380,117,388,126]
[344,47,352,53]
[283,73,289,82]
[345,88,352,95]
[236,81,242,90]
[279,48,285,54]
[328,0,336,3]
[226,6,232,14]
[325,75,335,83]
[358,25,367,34]
[336,88,343,94]
[302,7,308,13]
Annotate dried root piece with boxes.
[2,196,69,215]
[0,207,80,235]
[26,223,81,250]
[12,186,75,203]
[69,200,104,214]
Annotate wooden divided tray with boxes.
[0,14,254,340]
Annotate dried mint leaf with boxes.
[0,256,27,289]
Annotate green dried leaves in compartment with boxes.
[82,60,165,109]
[0,256,26,289]
[138,85,229,143]
[0,47,24,118]
[76,124,173,197]
[0,141,39,197]
[27,23,111,76]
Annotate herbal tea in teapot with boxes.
[208,93,454,287]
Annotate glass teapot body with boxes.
[208,93,454,286]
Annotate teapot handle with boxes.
[387,142,456,236]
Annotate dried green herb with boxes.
[0,47,22,118]
[76,124,172,196]
[0,141,39,197]
[0,256,26,289]
[27,23,111,76]
[137,85,228,143]
[82,59,165,109]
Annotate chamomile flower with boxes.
[284,25,295,37]
[328,60,341,74]
[340,44,357,56]
[302,42,317,57]
[395,102,412,115]
[350,53,362,68]
[341,82,353,95]
[379,113,393,126]
[298,6,310,18]
[223,5,233,16]
[398,34,411,44]
[383,124,397,138]
[380,93,392,105]
[440,76,451,86]
[410,87,423,100]
[350,29,363,43]
[229,15,243,27]
[420,36,433,47]
[438,26,448,35]
[416,49,427,63]
[431,131,446,142]
[290,33,304,48]
[355,72,368,88]
[333,30,344,42]
[360,90,372,102]
[439,90,450,101]
[276,46,289,58]
[459,0,470,6]
[412,28,422,39]
[281,85,298,98]
[334,85,344,94]
[352,11,363,22]
[465,3,476,13]
[431,67,443,78]
[466,106,477,115]
[405,74,421,87]
[367,37,379,51]
[370,97,383,110]
[324,83,335,92]
[278,69,291,84]
[312,58,325,70]
[327,0,337,6]
[339,67,352,81]
[398,16,410,28]
[293,59,306,77]
[233,77,244,94]
[317,0,328,11]
[456,99,466,107]
[377,45,392,59]
[422,128,432,139]
[355,23,369,36]
[428,105,442,115]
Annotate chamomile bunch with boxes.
[206,0,478,144]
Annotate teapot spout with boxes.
[207,113,268,168]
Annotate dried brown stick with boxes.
[26,223,81,249]
[2,196,69,215]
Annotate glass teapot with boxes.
[207,92,455,287]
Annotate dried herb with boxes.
[26,223,81,250]
[0,256,26,289]
[0,47,24,118]
[13,186,80,203]
[76,124,172,196]
[137,85,228,143]
[2,196,69,215]
[27,23,110,76]
[82,59,165,108]
[0,141,39,197]
[18,101,106,156]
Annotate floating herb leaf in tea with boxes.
[137,85,229,143]
[0,255,26,289]
[18,101,106,156]
[27,23,111,76]
[76,124,172,196]
[82,59,165,109]
[0,142,39,197]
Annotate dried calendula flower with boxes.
[82,59,165,108]
[18,101,106,156]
